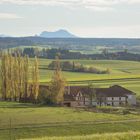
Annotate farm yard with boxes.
[34,59,140,96]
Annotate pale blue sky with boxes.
[0,0,140,38]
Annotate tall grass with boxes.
[21,131,140,140]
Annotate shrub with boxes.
[48,61,110,74]
[122,109,130,115]
[38,88,53,105]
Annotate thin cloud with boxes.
[85,6,113,11]
[0,13,22,19]
[0,0,140,11]
[0,0,81,6]
[2,0,140,5]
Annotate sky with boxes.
[0,0,140,38]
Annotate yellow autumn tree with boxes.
[0,51,30,102]
[49,56,66,105]
[31,56,39,103]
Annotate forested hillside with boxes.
[0,37,140,51]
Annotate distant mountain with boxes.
[0,34,10,37]
[40,29,77,38]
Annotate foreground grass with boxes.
[1,121,140,140]
[0,102,140,139]
[21,131,140,140]
[0,102,140,129]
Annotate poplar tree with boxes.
[0,52,31,102]
[1,53,8,100]
[13,54,19,101]
[17,52,23,101]
[8,53,14,100]
[23,55,29,101]
[31,56,39,102]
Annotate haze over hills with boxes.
[0,34,10,37]
[0,37,140,53]
[39,29,77,38]
[0,29,140,52]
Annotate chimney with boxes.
[68,86,70,95]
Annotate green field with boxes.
[22,132,140,140]
[0,102,140,140]
[1,58,139,96]
[31,59,140,96]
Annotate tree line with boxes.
[9,47,140,61]
[0,52,39,102]
[0,52,66,105]
[1,37,140,49]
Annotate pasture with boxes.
[22,131,140,140]
[31,59,140,96]
[0,102,140,139]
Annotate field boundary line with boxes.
[0,119,140,131]
[41,77,140,84]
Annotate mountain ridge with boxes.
[39,29,77,38]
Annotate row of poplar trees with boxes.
[0,52,39,103]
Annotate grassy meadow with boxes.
[22,131,140,140]
[31,59,140,96]
[0,102,140,139]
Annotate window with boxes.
[112,102,114,106]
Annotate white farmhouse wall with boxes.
[113,102,119,106]
[120,97,126,101]
[127,95,136,105]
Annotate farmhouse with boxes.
[63,85,136,107]
[39,85,136,107]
